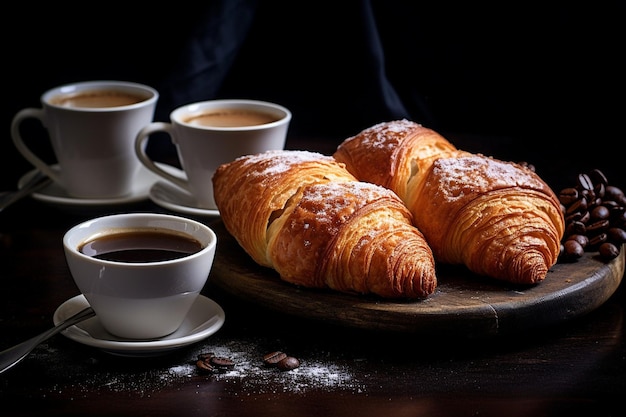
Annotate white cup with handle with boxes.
[11,80,159,199]
[135,99,291,210]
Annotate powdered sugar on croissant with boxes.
[334,120,565,285]
[212,149,437,298]
[414,153,565,284]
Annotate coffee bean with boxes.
[599,242,620,260]
[607,227,626,244]
[577,173,594,191]
[565,198,588,216]
[594,182,606,199]
[559,188,579,206]
[210,356,235,369]
[586,220,610,235]
[565,221,586,236]
[590,206,610,221]
[195,352,236,374]
[565,212,583,223]
[605,185,625,203]
[563,240,584,259]
[276,356,300,371]
[579,211,591,224]
[589,169,608,186]
[567,234,589,248]
[588,233,608,248]
[262,351,301,372]
[263,351,287,366]
[580,188,596,202]
[196,359,216,373]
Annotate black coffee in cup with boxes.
[79,229,203,263]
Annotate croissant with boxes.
[212,149,437,298]
[334,120,565,285]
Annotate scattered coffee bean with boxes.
[262,351,300,372]
[195,352,236,374]
[210,356,235,369]
[276,356,300,371]
[196,359,216,373]
[263,351,287,366]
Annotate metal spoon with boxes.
[0,306,95,374]
[0,170,52,212]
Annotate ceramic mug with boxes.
[63,213,217,339]
[135,99,291,210]
[11,80,159,199]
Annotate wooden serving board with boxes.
[208,220,624,337]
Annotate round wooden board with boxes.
[208,220,624,337]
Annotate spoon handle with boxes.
[0,170,52,212]
[0,306,95,374]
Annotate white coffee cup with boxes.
[63,213,217,340]
[135,99,291,210]
[11,80,159,199]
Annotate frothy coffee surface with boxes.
[50,89,147,108]
[184,110,279,127]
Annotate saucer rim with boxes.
[17,164,163,206]
[53,294,225,354]
[148,164,220,217]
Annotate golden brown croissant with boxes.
[334,120,565,285]
[212,149,437,298]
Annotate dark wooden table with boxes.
[1,136,624,417]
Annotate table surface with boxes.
[1,137,625,417]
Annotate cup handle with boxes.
[11,108,63,184]
[135,122,192,192]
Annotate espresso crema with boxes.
[50,89,147,108]
[184,109,279,127]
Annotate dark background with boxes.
[3,1,625,193]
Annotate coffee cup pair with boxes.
[11,80,291,207]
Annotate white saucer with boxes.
[148,164,220,217]
[53,294,225,356]
[17,164,163,207]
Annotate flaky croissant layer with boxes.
[334,120,565,285]
[415,155,564,284]
[269,181,436,298]
[213,150,437,299]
